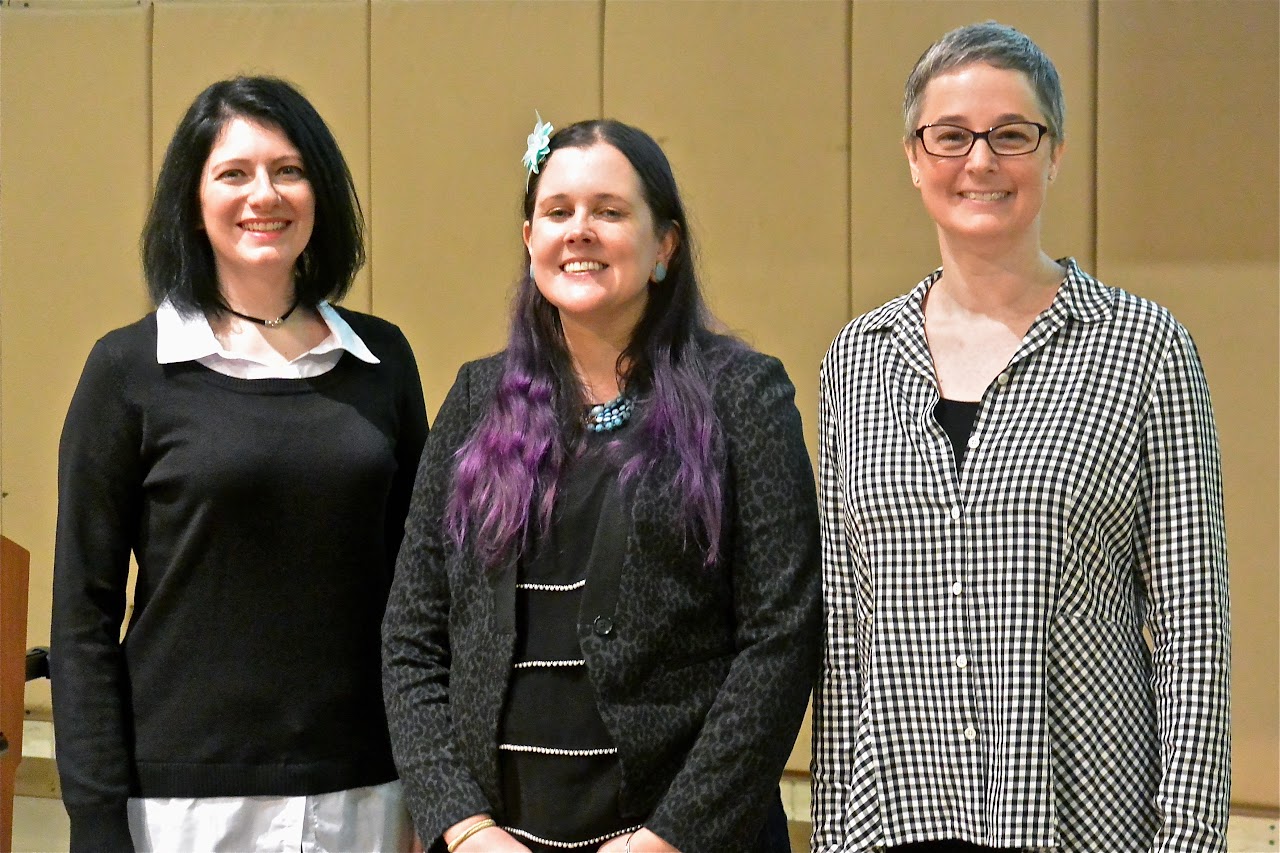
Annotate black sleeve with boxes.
[51,335,144,852]
[384,325,429,573]
[382,361,494,846]
[647,351,823,852]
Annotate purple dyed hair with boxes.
[447,119,736,570]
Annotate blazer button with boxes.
[592,615,614,636]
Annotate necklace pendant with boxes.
[218,296,300,328]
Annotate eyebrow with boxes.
[929,112,1034,126]
[538,192,632,205]
[207,154,303,170]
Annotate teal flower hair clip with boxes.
[522,110,554,189]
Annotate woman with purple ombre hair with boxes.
[383,117,821,853]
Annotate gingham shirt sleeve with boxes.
[1138,324,1231,853]
[811,354,857,852]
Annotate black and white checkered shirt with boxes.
[812,259,1230,853]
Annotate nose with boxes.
[965,137,1000,171]
[247,169,281,207]
[565,210,594,243]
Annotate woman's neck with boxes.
[560,318,628,403]
[933,232,1064,319]
[214,266,298,320]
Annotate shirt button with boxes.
[951,581,963,596]
[955,654,968,669]
[966,435,980,449]
[592,615,614,636]
[963,726,977,741]
[949,506,961,520]
[995,372,1010,387]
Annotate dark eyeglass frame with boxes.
[913,121,1050,157]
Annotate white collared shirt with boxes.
[155,299,379,378]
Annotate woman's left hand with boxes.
[598,828,681,853]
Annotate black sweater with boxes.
[51,309,428,851]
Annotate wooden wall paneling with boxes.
[603,0,850,454]
[369,0,602,415]
[602,0,851,774]
[1096,0,1279,811]
[0,2,152,715]
[151,0,373,310]
[849,0,1095,314]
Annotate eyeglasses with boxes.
[914,122,1050,157]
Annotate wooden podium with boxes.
[0,537,31,853]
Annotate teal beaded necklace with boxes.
[585,394,634,433]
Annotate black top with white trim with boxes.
[498,434,637,851]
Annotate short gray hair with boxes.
[903,21,1065,147]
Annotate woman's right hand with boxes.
[444,815,531,852]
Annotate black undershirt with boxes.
[933,397,980,471]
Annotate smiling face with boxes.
[199,116,315,289]
[523,143,676,344]
[906,62,1063,250]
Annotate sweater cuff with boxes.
[68,802,134,853]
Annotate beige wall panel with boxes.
[850,0,1095,313]
[1096,1,1279,810]
[603,0,850,774]
[370,0,601,416]
[1097,2,1277,266]
[604,0,849,445]
[0,3,151,714]
[152,0,373,310]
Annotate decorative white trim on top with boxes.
[503,823,643,849]
[498,743,618,757]
[516,579,586,592]
[514,659,585,669]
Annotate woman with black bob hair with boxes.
[52,76,427,852]
[143,75,364,314]
[383,117,821,853]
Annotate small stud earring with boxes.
[912,174,920,185]
[652,261,668,283]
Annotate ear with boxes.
[658,221,680,266]
[904,138,922,187]
[1047,138,1067,183]
[522,220,533,253]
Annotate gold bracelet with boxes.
[446,818,496,853]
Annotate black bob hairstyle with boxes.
[142,76,365,315]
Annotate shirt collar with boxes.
[865,256,1111,334]
[1053,257,1113,323]
[155,299,380,365]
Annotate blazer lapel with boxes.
[489,553,517,634]
[577,475,631,634]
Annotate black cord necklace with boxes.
[219,297,300,328]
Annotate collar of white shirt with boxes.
[155,299,380,379]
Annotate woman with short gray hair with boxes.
[812,21,1230,853]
